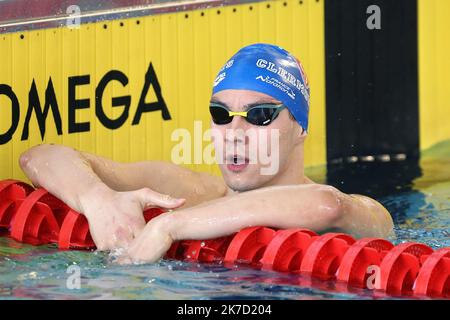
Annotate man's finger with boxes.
[136,188,186,209]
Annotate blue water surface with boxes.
[0,142,449,300]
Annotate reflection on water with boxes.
[326,158,422,198]
[0,142,449,299]
[324,140,450,248]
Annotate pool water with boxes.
[1,142,449,300]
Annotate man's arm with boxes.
[80,151,228,207]
[20,144,227,210]
[19,143,227,249]
[123,184,394,263]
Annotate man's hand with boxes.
[80,185,185,250]
[116,213,174,264]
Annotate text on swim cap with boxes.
[256,59,309,103]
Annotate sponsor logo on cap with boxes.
[213,72,226,87]
[256,75,296,100]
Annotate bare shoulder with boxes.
[349,194,393,224]
[349,193,386,209]
[194,170,228,197]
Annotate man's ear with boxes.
[292,125,307,145]
[298,127,307,142]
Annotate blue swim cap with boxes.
[212,43,310,131]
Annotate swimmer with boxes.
[19,43,394,263]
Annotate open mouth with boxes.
[226,155,249,172]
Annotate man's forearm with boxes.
[158,184,393,241]
[19,143,227,215]
[163,184,343,241]
[19,144,112,213]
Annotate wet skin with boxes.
[19,89,394,263]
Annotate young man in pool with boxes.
[19,43,394,263]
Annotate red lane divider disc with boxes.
[201,237,235,262]
[414,248,450,297]
[0,180,34,228]
[0,199,17,228]
[165,241,186,260]
[0,180,34,200]
[9,188,76,245]
[336,238,394,288]
[182,241,204,261]
[59,210,95,250]
[300,233,356,280]
[10,198,59,245]
[143,208,166,222]
[224,227,277,264]
[260,229,318,272]
[183,236,234,262]
[379,242,434,295]
[36,192,72,227]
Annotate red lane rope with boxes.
[0,179,448,298]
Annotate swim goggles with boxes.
[209,102,286,126]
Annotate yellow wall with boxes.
[0,0,327,181]
[418,0,450,151]
[3,0,450,182]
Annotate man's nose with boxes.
[225,115,250,144]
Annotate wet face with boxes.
[210,89,305,192]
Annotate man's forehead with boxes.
[211,89,281,107]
